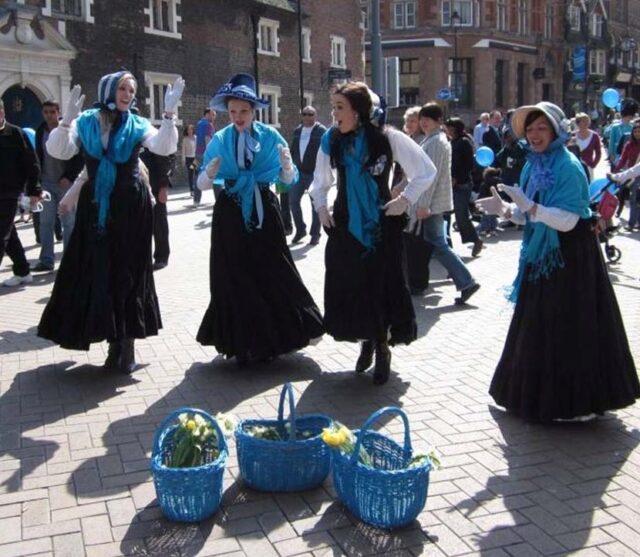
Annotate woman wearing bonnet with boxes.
[38,71,183,373]
[476,101,638,422]
[310,82,436,384]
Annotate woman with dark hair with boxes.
[477,101,638,422]
[444,117,483,257]
[609,120,640,230]
[310,81,436,384]
[196,73,323,364]
[182,123,196,195]
[38,71,183,373]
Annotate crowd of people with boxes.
[0,70,638,422]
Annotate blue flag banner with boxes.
[573,46,586,82]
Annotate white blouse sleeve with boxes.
[530,205,580,232]
[612,161,640,183]
[46,122,80,160]
[142,117,178,156]
[309,149,335,210]
[60,167,87,209]
[387,128,436,205]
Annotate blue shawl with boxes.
[509,140,591,302]
[76,108,149,231]
[320,128,381,251]
[201,121,298,230]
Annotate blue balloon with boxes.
[22,127,36,150]
[475,146,495,167]
[602,88,620,109]
[588,177,618,202]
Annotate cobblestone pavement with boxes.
[1,180,639,557]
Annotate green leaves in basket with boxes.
[409,447,442,470]
[245,423,316,441]
[321,422,373,467]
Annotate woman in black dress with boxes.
[38,71,183,373]
[310,82,436,384]
[195,73,323,364]
[477,101,639,422]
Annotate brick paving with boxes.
[1,181,639,556]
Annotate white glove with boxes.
[205,156,222,180]
[475,186,509,216]
[62,85,85,126]
[278,144,293,170]
[498,184,534,212]
[607,172,621,183]
[317,206,335,228]
[383,195,409,216]
[163,77,185,114]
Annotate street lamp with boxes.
[450,10,460,113]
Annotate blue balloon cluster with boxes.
[475,146,495,167]
[602,88,620,109]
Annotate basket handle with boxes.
[350,406,412,464]
[151,407,228,457]
[276,383,297,442]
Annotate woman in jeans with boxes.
[445,118,483,257]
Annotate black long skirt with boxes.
[38,178,161,350]
[489,219,639,422]
[196,189,324,360]
[323,213,417,345]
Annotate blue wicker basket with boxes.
[331,407,432,529]
[150,407,228,522]
[235,383,332,492]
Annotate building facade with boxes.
[605,0,640,105]
[0,0,363,140]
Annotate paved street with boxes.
[1,182,639,557]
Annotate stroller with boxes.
[588,178,621,263]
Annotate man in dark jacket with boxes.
[289,106,326,245]
[482,110,503,155]
[0,99,42,286]
[32,100,84,272]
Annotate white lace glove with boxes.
[383,195,409,216]
[475,186,509,216]
[163,77,185,114]
[317,206,335,228]
[62,85,85,126]
[278,144,295,183]
[205,156,222,180]
[498,184,534,212]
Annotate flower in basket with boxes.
[321,422,373,466]
[408,447,442,470]
[167,412,235,469]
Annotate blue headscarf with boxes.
[76,108,149,231]
[320,128,382,251]
[508,138,591,302]
[200,121,298,230]
[95,71,132,111]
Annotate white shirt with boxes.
[182,135,196,159]
[575,130,593,152]
[299,125,313,162]
[309,127,436,209]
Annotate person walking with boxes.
[573,112,602,181]
[182,123,196,195]
[477,101,639,422]
[196,73,323,364]
[482,110,503,154]
[193,108,216,206]
[0,99,42,287]
[310,82,436,384]
[37,71,182,373]
[289,105,326,245]
[610,120,640,231]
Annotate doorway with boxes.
[1,85,43,129]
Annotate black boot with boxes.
[119,338,137,374]
[373,342,391,385]
[355,340,375,373]
[104,341,122,369]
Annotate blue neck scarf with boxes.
[200,121,298,231]
[509,139,591,303]
[321,128,381,251]
[76,108,149,231]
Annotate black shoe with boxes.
[104,341,122,369]
[153,260,168,271]
[291,231,307,244]
[309,237,320,246]
[373,342,391,385]
[355,340,374,373]
[410,287,426,296]
[284,227,293,235]
[119,338,137,374]
[30,262,54,273]
[455,283,480,305]
[471,239,483,257]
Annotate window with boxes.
[568,5,581,31]
[393,1,416,29]
[495,60,507,107]
[51,0,82,17]
[256,85,281,127]
[303,92,314,108]
[448,58,472,108]
[517,0,529,36]
[145,71,183,125]
[589,50,606,75]
[361,2,370,30]
[144,0,181,38]
[544,3,553,40]
[399,58,419,106]
[590,13,602,37]
[301,27,311,62]
[258,18,280,56]
[331,35,346,68]
[496,0,507,31]
[442,1,474,27]
[516,62,528,106]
